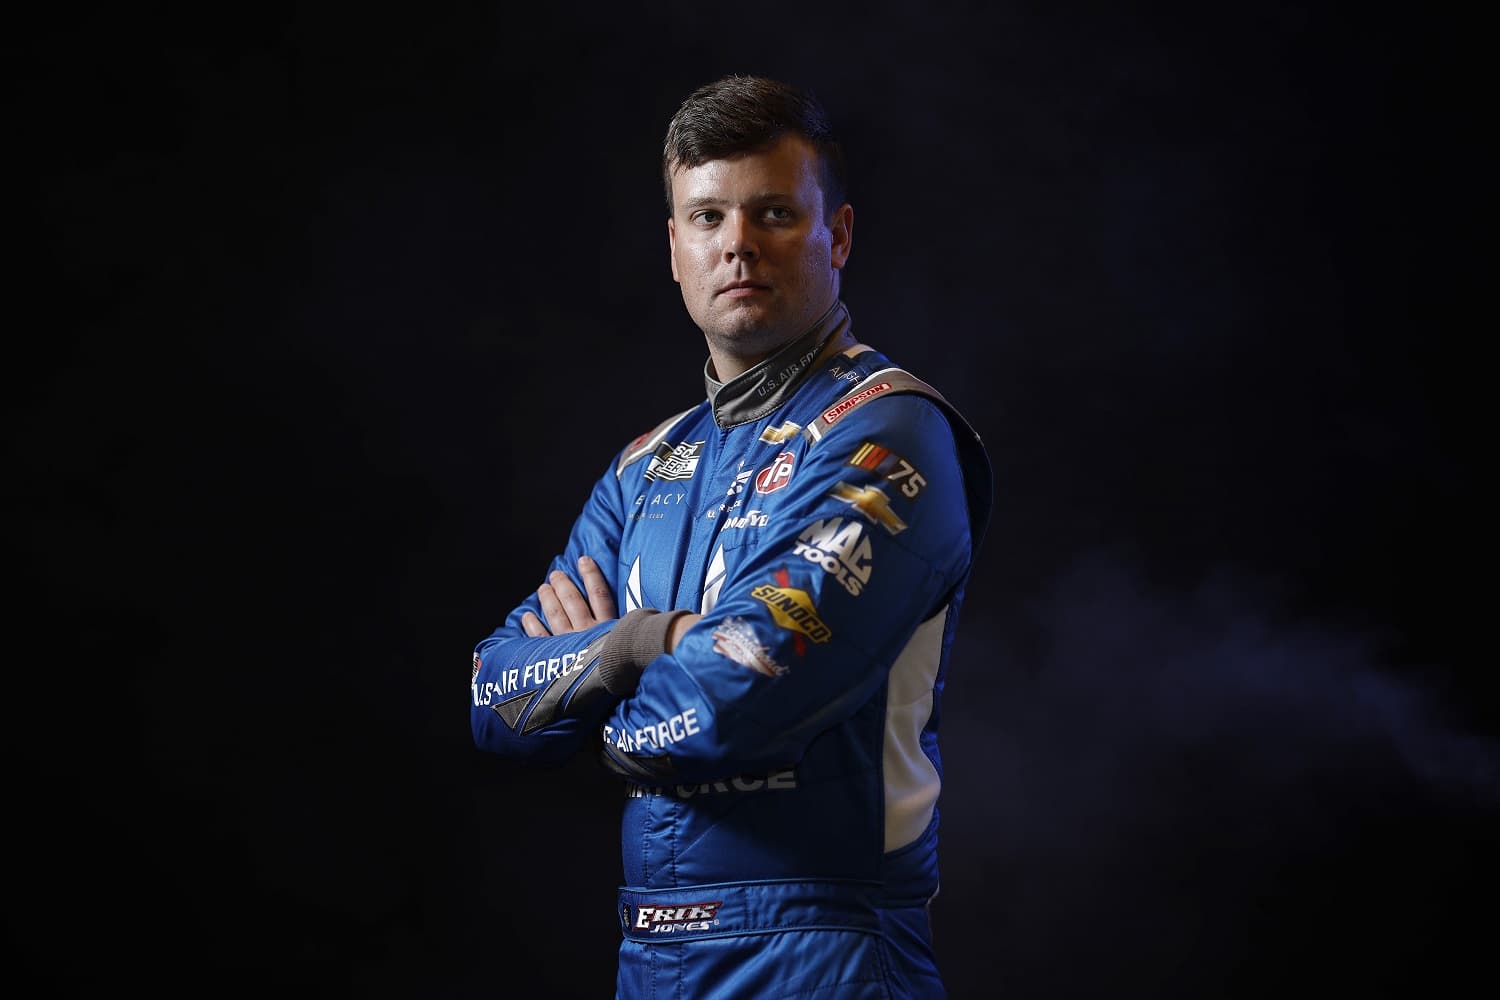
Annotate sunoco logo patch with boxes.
[751,580,832,645]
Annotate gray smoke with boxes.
[933,551,1495,994]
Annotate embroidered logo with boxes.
[759,421,802,444]
[711,616,788,677]
[793,517,874,596]
[631,901,723,934]
[847,441,928,499]
[830,482,908,535]
[644,440,705,482]
[821,382,892,426]
[754,451,795,493]
[751,568,832,653]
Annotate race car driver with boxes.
[471,74,993,999]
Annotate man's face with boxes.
[668,134,852,376]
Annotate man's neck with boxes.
[706,348,770,383]
[706,301,844,382]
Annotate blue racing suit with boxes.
[471,301,993,998]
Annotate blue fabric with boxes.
[613,879,946,998]
[472,303,991,997]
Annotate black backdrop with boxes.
[12,3,1492,997]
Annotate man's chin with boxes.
[707,323,790,359]
[710,301,789,337]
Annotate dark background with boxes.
[11,3,1491,997]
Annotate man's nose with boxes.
[721,214,758,262]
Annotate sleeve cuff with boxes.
[595,608,692,697]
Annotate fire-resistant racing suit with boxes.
[471,301,993,999]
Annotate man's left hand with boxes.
[522,555,617,637]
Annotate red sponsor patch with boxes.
[821,382,892,426]
[754,451,795,493]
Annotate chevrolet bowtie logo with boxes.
[759,421,802,444]
[829,482,908,535]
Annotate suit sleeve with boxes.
[469,454,632,766]
[598,395,976,784]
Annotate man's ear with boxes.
[829,203,853,270]
[667,217,680,283]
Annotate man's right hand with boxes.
[522,555,618,637]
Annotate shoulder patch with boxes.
[803,368,945,442]
[617,406,696,479]
[804,365,995,550]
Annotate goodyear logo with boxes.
[750,583,832,643]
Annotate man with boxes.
[471,74,993,998]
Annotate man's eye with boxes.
[764,207,792,222]
[694,210,722,225]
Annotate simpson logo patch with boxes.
[471,650,481,681]
[627,900,724,934]
[754,451,795,494]
[847,441,928,499]
[711,616,788,677]
[821,382,892,426]
[759,421,802,444]
[830,481,908,535]
[752,569,832,650]
[644,440,705,482]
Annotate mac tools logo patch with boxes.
[644,440,705,482]
[793,517,874,596]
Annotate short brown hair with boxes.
[661,74,848,219]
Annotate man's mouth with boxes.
[719,281,769,298]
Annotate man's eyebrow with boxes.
[679,192,796,211]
